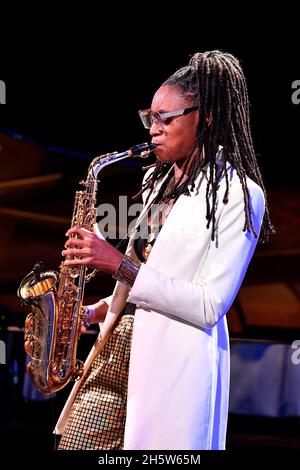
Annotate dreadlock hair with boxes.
[134,50,275,243]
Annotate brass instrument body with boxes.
[18,143,155,393]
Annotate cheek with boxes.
[155,125,197,161]
[172,129,197,155]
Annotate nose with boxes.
[149,121,163,136]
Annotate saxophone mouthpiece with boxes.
[129,142,157,158]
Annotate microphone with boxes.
[29,261,44,286]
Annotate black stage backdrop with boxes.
[1,22,299,184]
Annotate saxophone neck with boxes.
[88,142,156,180]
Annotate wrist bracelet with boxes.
[81,306,90,328]
[112,255,141,287]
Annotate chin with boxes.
[157,156,171,164]
[155,147,172,163]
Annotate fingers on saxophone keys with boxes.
[64,259,83,265]
[66,226,90,237]
[65,238,85,248]
[64,256,92,266]
[62,248,82,257]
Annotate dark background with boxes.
[1,23,299,185]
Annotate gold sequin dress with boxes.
[58,314,134,450]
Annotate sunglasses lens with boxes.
[139,110,152,129]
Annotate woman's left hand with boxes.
[62,226,123,274]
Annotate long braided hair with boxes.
[135,50,275,243]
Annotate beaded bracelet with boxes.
[81,306,90,328]
[112,255,141,287]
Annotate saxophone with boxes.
[17,142,155,393]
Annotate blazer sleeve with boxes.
[102,294,113,307]
[127,181,265,328]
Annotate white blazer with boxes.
[55,155,265,450]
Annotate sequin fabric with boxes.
[58,314,134,450]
